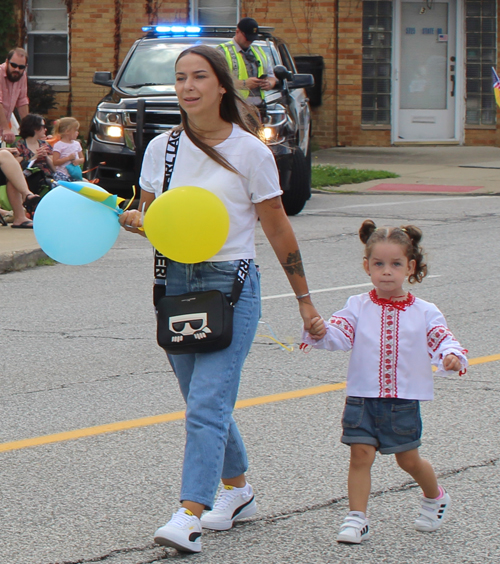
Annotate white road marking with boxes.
[301,195,493,214]
[262,275,441,300]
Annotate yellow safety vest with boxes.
[219,41,268,100]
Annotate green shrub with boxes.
[27,80,59,116]
[0,0,16,62]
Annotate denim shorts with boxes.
[341,397,422,454]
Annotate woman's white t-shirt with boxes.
[139,125,282,261]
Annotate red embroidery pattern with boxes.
[427,325,455,352]
[329,316,355,346]
[378,303,400,398]
[369,289,415,310]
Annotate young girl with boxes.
[51,117,84,181]
[302,219,467,544]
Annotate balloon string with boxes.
[122,185,137,211]
[256,333,294,352]
[257,321,294,352]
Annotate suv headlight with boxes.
[262,107,287,145]
[95,111,125,144]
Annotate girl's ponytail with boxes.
[53,119,61,135]
[359,219,377,244]
[401,224,427,283]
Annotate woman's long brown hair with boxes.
[175,44,262,174]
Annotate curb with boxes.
[0,248,48,275]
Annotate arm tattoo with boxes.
[281,250,305,277]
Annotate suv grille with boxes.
[127,111,181,126]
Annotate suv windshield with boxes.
[116,37,278,95]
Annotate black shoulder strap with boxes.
[153,129,181,305]
[229,259,250,306]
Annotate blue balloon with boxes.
[33,186,121,265]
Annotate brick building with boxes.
[13,0,500,147]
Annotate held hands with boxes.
[308,315,327,340]
[443,353,463,373]
[298,299,325,341]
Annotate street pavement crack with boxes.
[237,456,499,526]
[8,371,163,396]
[49,543,159,564]
[47,458,498,563]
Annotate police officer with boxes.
[218,17,277,108]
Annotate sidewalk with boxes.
[312,145,500,194]
[0,226,47,274]
[2,145,500,274]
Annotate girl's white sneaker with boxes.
[336,514,371,544]
[415,491,451,532]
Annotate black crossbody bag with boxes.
[153,129,250,355]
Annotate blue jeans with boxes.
[164,259,261,509]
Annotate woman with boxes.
[0,148,40,228]
[16,113,55,192]
[119,45,319,554]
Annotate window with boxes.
[465,0,497,125]
[27,0,68,80]
[191,0,239,25]
[362,1,392,125]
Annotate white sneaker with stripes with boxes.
[414,490,451,532]
[200,483,256,531]
[154,507,202,553]
[336,513,371,544]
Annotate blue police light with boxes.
[142,25,201,35]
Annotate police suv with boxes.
[88,24,314,215]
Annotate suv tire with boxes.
[282,148,310,216]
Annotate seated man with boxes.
[0,148,40,228]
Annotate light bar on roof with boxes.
[142,25,202,35]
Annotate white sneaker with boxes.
[200,484,257,531]
[415,490,451,532]
[154,508,202,553]
[336,513,371,544]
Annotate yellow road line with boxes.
[468,353,500,365]
[1,355,498,454]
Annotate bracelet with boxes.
[295,292,310,300]
[243,80,246,88]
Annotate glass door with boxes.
[395,0,457,141]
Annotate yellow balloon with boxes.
[143,186,230,263]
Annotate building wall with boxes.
[26,1,500,148]
[47,0,189,137]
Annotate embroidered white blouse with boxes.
[301,290,468,401]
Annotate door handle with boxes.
[451,74,455,97]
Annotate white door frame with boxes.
[392,0,465,144]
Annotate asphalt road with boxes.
[1,193,499,564]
